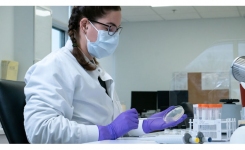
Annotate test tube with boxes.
[213,104,221,119]
[193,104,198,119]
[209,104,214,131]
[198,104,203,120]
[197,104,202,130]
[217,104,222,119]
[201,104,209,131]
[208,104,213,120]
[203,104,208,120]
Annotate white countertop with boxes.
[85,136,229,144]
[0,128,5,135]
[85,138,158,144]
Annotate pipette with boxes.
[138,133,199,144]
[195,132,212,143]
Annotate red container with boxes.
[240,84,245,107]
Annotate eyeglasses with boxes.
[89,20,123,36]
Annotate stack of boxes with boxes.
[1,60,19,81]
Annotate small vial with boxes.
[209,104,215,131]
[202,104,208,120]
[208,104,212,120]
[164,106,184,123]
[209,104,215,120]
[213,104,222,119]
[198,104,203,120]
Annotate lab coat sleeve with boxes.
[23,57,98,144]
[127,119,146,137]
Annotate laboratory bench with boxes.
[0,128,8,144]
[85,137,230,144]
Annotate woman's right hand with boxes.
[98,108,139,140]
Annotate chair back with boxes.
[0,79,29,143]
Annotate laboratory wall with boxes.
[115,17,245,110]
[0,7,14,79]
[0,6,69,81]
[50,6,69,30]
[14,6,35,81]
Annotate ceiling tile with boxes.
[199,11,240,18]
[152,6,196,14]
[160,13,201,20]
[238,6,245,11]
[194,6,238,12]
[238,6,245,17]
[120,6,244,22]
[121,6,156,16]
[122,14,163,22]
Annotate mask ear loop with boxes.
[88,20,99,32]
[85,21,99,43]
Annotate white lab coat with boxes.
[24,40,146,144]
[24,40,124,143]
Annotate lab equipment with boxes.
[189,103,237,141]
[98,108,139,140]
[189,117,236,141]
[230,126,245,143]
[131,91,157,116]
[220,99,241,129]
[169,90,188,107]
[241,107,245,120]
[139,133,199,144]
[164,106,185,123]
[195,132,212,143]
[231,56,245,82]
[229,56,245,143]
[231,56,245,108]
[138,128,211,144]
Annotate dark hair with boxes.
[68,6,121,71]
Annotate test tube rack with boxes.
[189,118,236,141]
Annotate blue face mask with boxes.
[85,21,119,59]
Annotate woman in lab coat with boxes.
[24,6,187,144]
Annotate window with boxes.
[52,27,65,52]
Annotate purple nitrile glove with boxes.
[142,106,187,133]
[98,108,139,140]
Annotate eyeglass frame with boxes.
[88,19,123,36]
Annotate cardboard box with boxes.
[1,60,19,81]
[188,72,229,104]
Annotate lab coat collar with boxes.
[65,39,73,52]
[65,39,113,82]
[97,66,113,82]
[65,39,97,68]
[64,40,115,100]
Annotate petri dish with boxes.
[164,106,184,123]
